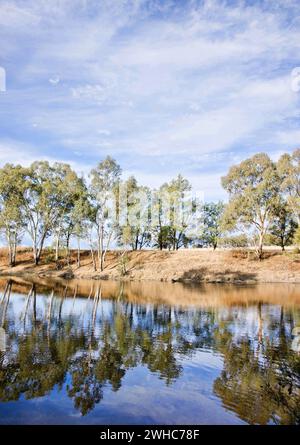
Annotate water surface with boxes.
[0,277,299,425]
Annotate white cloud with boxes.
[49,75,60,85]
[0,2,40,28]
[1,0,300,199]
[275,130,300,146]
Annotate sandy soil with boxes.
[0,247,300,283]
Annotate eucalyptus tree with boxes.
[152,175,193,250]
[0,164,26,266]
[221,153,280,259]
[21,161,83,265]
[277,149,300,224]
[268,203,297,251]
[68,193,93,268]
[200,201,225,250]
[119,176,152,250]
[167,174,193,250]
[50,164,87,262]
[89,156,121,271]
[151,186,173,250]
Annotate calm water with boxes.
[0,277,300,425]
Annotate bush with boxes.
[219,234,248,248]
[43,247,55,264]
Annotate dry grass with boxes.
[0,246,300,283]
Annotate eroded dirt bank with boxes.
[0,248,300,283]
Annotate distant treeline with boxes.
[0,149,299,269]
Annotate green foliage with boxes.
[222,153,280,258]
[89,156,121,270]
[0,164,26,265]
[277,149,300,223]
[219,234,248,248]
[118,176,152,250]
[1,281,300,423]
[43,247,55,264]
[152,174,193,250]
[267,205,297,250]
[200,201,225,249]
[293,226,300,247]
[0,150,300,262]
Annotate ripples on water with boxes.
[0,277,299,425]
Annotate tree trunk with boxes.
[12,234,17,266]
[6,231,16,267]
[34,248,41,266]
[97,237,101,272]
[159,229,163,250]
[33,247,39,265]
[257,233,264,260]
[100,228,113,271]
[97,224,104,271]
[32,231,38,264]
[8,242,13,267]
[90,248,96,271]
[100,250,104,271]
[139,233,145,249]
[35,232,47,266]
[66,233,71,266]
[32,238,40,265]
[55,233,60,261]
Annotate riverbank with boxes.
[0,247,300,283]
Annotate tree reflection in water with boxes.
[0,279,299,424]
[213,305,300,424]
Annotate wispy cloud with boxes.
[0,0,300,199]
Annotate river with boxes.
[0,277,299,424]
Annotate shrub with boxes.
[219,234,248,248]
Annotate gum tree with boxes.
[0,164,25,266]
[89,156,121,271]
[51,164,86,262]
[167,174,193,250]
[59,180,91,267]
[268,203,297,251]
[222,153,280,259]
[152,175,193,250]
[200,201,225,250]
[21,161,82,265]
[277,148,300,224]
[119,176,151,250]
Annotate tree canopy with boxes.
[0,150,299,267]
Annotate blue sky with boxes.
[0,0,300,200]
